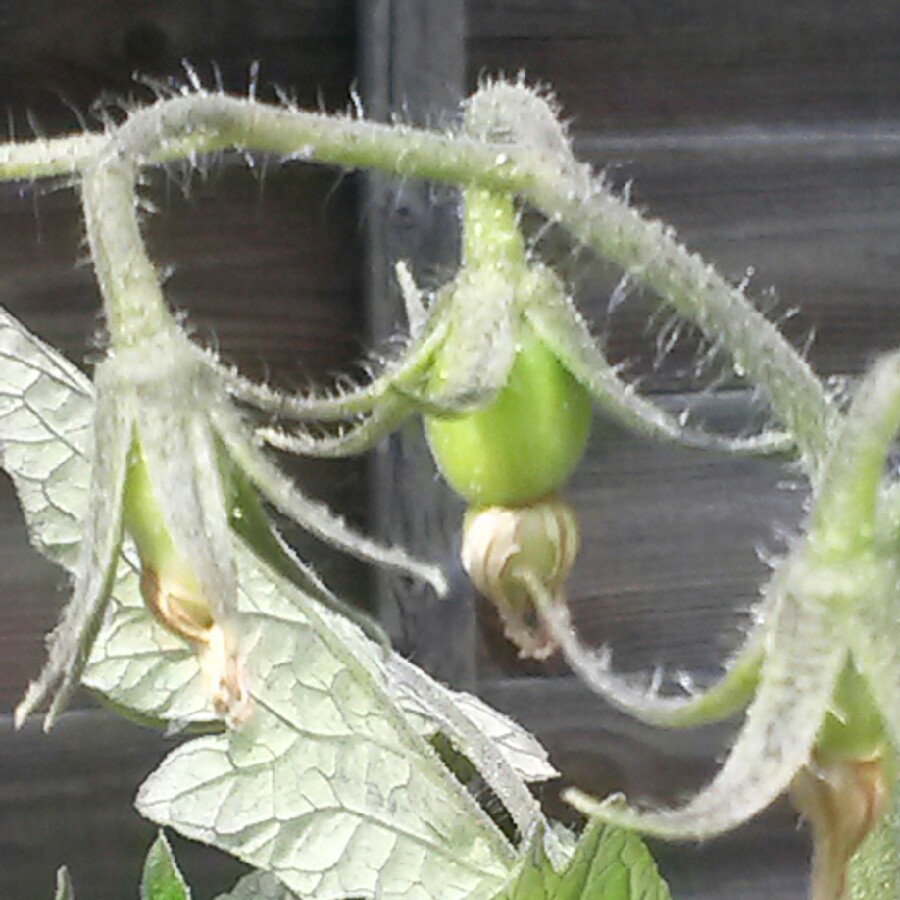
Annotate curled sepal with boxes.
[220,269,452,423]
[134,397,237,624]
[523,268,795,458]
[259,394,410,458]
[114,350,252,727]
[14,386,132,731]
[846,601,900,762]
[462,500,579,659]
[530,569,764,728]
[565,586,847,839]
[423,267,518,411]
[211,403,448,596]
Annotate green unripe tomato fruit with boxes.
[122,442,215,640]
[425,323,592,507]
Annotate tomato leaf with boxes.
[0,304,577,899]
[494,822,671,900]
[215,871,298,900]
[134,546,516,899]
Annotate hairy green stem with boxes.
[522,172,838,477]
[0,132,104,179]
[810,350,900,558]
[80,155,176,347]
[0,92,832,470]
[462,187,525,272]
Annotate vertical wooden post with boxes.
[356,0,476,688]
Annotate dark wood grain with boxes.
[468,0,900,129]
[358,0,477,688]
[0,0,355,132]
[469,0,900,388]
[0,710,247,900]
[568,131,900,384]
[481,677,810,899]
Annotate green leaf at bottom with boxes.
[495,822,670,900]
[216,871,298,900]
[140,831,192,900]
[135,548,515,900]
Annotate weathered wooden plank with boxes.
[564,129,900,382]
[480,676,809,899]
[468,2,900,387]
[0,163,364,380]
[0,710,247,899]
[0,0,355,132]
[357,0,476,688]
[468,0,900,129]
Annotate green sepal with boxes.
[122,440,212,632]
[123,441,185,584]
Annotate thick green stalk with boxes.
[462,187,525,272]
[521,170,838,477]
[0,132,104,178]
[80,154,175,347]
[810,351,900,558]
[800,352,900,896]
[0,93,832,470]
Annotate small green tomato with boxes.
[122,442,215,643]
[425,322,592,507]
[123,442,252,723]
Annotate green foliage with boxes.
[140,832,192,900]
[0,293,670,898]
[215,871,298,900]
[134,560,515,899]
[0,307,513,898]
[494,823,670,900]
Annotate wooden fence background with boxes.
[4,1,900,896]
